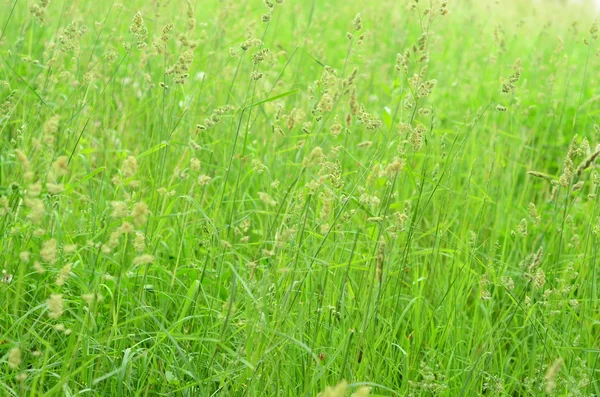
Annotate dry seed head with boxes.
[440,1,449,15]
[353,13,362,31]
[191,158,201,171]
[251,48,270,64]
[52,156,69,178]
[303,147,326,167]
[501,60,521,94]
[593,170,600,185]
[111,201,129,218]
[33,261,45,274]
[47,183,64,194]
[55,262,72,286]
[167,49,195,84]
[102,230,123,254]
[591,20,599,40]
[129,12,148,50]
[317,93,333,113]
[47,293,64,319]
[258,192,277,207]
[287,108,304,130]
[122,156,138,178]
[501,276,515,291]
[352,386,371,397]
[30,0,50,23]
[385,157,405,176]
[63,244,77,254]
[15,149,30,173]
[533,268,546,290]
[133,254,155,265]
[528,246,544,273]
[517,218,528,237]
[576,144,600,177]
[133,232,146,252]
[480,274,491,300]
[186,1,196,31]
[240,38,262,51]
[357,106,382,130]
[330,117,343,137]
[120,222,134,234]
[0,196,9,217]
[559,135,579,187]
[544,358,563,394]
[376,236,385,283]
[569,233,580,248]
[468,231,477,248]
[155,23,174,54]
[252,160,266,174]
[528,202,541,224]
[410,124,426,151]
[189,138,206,150]
[33,229,45,237]
[318,380,348,397]
[527,170,555,183]
[41,238,58,263]
[20,251,31,263]
[594,216,600,235]
[82,292,103,305]
[27,182,42,198]
[131,202,149,227]
[8,347,22,369]
[198,174,212,185]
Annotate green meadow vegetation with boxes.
[1,0,600,395]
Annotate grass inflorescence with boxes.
[1,0,600,395]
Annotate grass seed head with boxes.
[133,254,155,265]
[129,12,148,50]
[544,358,563,394]
[55,262,72,286]
[353,13,362,31]
[47,293,64,319]
[41,238,58,264]
[131,202,149,227]
[122,156,138,178]
[8,347,22,369]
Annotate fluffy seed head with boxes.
[544,358,563,394]
[41,238,58,263]
[8,347,22,369]
[47,293,64,319]
[111,201,129,218]
[353,13,362,31]
[133,254,155,265]
[122,156,138,178]
[131,202,149,227]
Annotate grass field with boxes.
[1,0,600,395]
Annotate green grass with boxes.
[1,0,600,395]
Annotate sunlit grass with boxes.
[1,0,600,395]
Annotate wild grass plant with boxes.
[1,0,600,395]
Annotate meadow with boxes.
[1,0,600,395]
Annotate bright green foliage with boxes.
[1,0,600,395]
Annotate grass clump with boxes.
[1,0,600,395]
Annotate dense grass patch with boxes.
[1,0,600,395]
